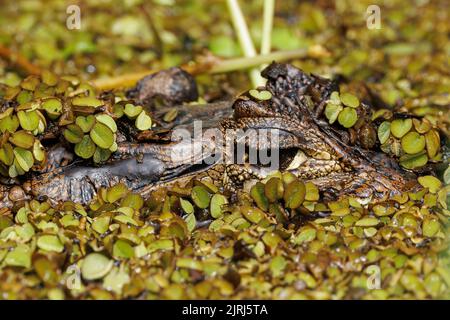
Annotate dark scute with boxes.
[128,67,198,106]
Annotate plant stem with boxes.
[90,48,310,90]
[208,48,308,73]
[0,44,42,76]
[260,0,275,64]
[226,0,264,87]
[261,0,275,54]
[140,4,164,59]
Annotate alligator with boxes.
[0,63,421,207]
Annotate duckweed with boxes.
[418,176,442,193]
[401,132,426,154]
[0,74,155,177]
[81,253,114,280]
[378,121,391,144]
[338,107,358,128]
[210,194,228,218]
[340,92,359,108]
[391,119,413,138]
[0,0,448,300]
[284,180,306,209]
[36,235,64,253]
[90,122,114,149]
[135,111,153,131]
[191,186,211,209]
[249,89,272,101]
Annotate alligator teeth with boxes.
[286,150,308,170]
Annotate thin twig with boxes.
[0,44,42,75]
[226,0,264,87]
[90,48,316,91]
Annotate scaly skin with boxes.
[0,63,420,206]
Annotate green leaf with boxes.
[90,122,114,149]
[64,124,84,144]
[37,235,64,253]
[13,147,34,172]
[340,92,359,108]
[74,135,96,159]
[324,103,343,124]
[135,111,152,131]
[17,110,39,131]
[76,115,96,133]
[338,107,358,128]
[378,121,391,144]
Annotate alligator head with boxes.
[2,63,420,206]
[215,62,419,201]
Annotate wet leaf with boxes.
[13,147,34,172]
[0,114,20,133]
[355,217,379,227]
[185,213,196,232]
[210,194,228,218]
[324,103,342,124]
[135,111,152,131]
[180,198,194,214]
[293,227,316,244]
[241,205,265,224]
[378,121,391,144]
[103,267,130,294]
[338,107,358,128]
[106,183,128,203]
[5,245,31,268]
[74,135,96,159]
[93,147,112,163]
[113,240,134,259]
[17,110,39,131]
[390,118,412,138]
[95,114,117,133]
[32,140,45,162]
[124,104,142,119]
[76,115,96,133]
[412,118,431,134]
[422,218,440,237]
[81,253,113,280]
[444,166,450,185]
[92,216,111,234]
[63,124,84,144]
[90,122,114,149]
[37,235,64,253]
[425,130,440,158]
[418,176,442,193]
[340,92,359,108]
[251,182,269,211]
[0,143,14,165]
[401,132,425,154]
[191,186,211,209]
[284,180,306,209]
[249,89,272,100]
[72,96,103,108]
[163,108,178,122]
[9,130,34,149]
[264,177,284,202]
[329,91,340,105]
[41,98,62,116]
[305,182,319,201]
[399,152,428,170]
